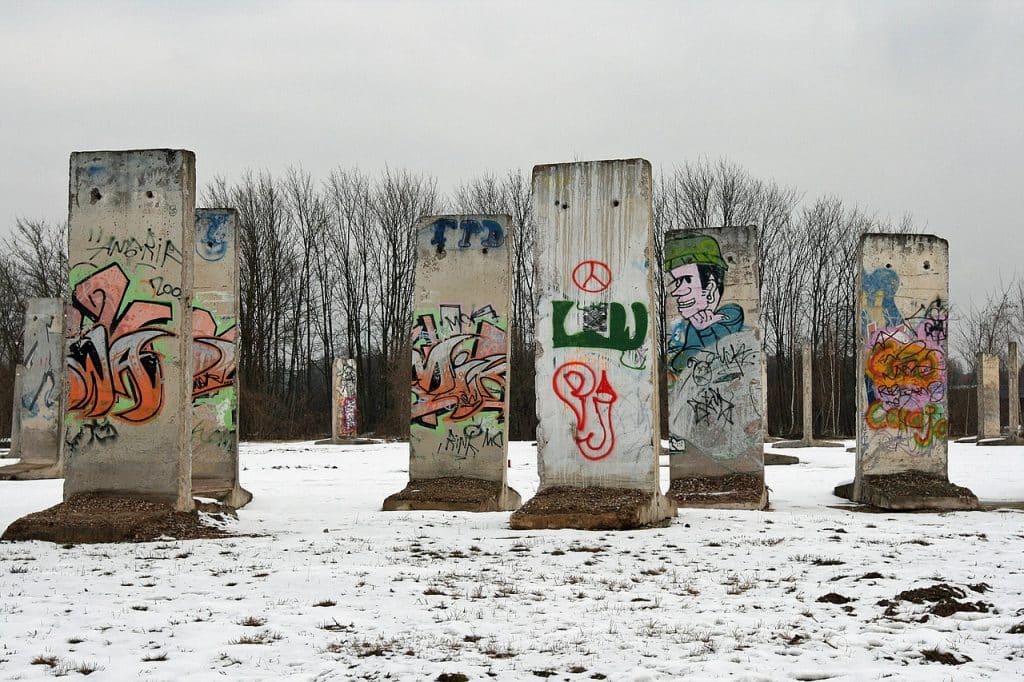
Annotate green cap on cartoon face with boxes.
[664,233,728,272]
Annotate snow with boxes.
[1,441,1023,680]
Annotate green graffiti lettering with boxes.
[552,300,648,351]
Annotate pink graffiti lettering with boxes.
[192,308,236,399]
[552,362,618,461]
[411,305,506,428]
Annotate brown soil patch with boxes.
[516,487,649,515]
[921,648,972,665]
[817,592,853,604]
[386,477,504,504]
[1,494,233,544]
[891,583,992,617]
[863,472,976,501]
[667,473,765,508]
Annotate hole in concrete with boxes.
[436,244,445,256]
[482,248,489,255]
[923,260,930,270]
[554,200,560,206]
[612,200,620,207]
[727,255,735,264]
[885,263,892,268]
[90,188,102,203]
[561,203,569,210]
[146,190,154,199]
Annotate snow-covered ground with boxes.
[1,441,1023,681]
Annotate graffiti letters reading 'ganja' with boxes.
[862,271,949,452]
[67,263,174,423]
[412,304,506,428]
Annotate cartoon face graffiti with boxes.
[664,234,745,372]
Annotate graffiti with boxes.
[436,422,504,458]
[196,212,230,262]
[149,276,182,298]
[687,387,736,426]
[84,226,183,269]
[66,263,174,423]
[411,304,506,428]
[676,342,757,387]
[21,371,59,417]
[571,260,612,293]
[664,233,745,372]
[64,418,118,457]
[192,308,236,399]
[552,300,647,351]
[552,362,618,461]
[862,266,948,454]
[429,218,504,251]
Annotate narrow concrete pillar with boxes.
[844,233,976,510]
[192,209,251,508]
[383,214,521,512]
[62,150,196,511]
[1008,342,1020,441]
[331,358,359,442]
[510,159,676,530]
[801,343,813,443]
[663,226,766,509]
[976,352,1000,442]
[0,299,64,480]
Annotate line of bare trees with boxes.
[1,158,1012,441]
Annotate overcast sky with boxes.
[2,0,1021,306]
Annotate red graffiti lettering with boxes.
[552,362,618,461]
[66,263,173,423]
[571,260,612,293]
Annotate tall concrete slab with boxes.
[845,233,976,510]
[331,358,359,442]
[62,150,196,511]
[663,226,766,509]
[0,299,64,479]
[192,209,250,508]
[510,159,675,530]
[383,214,521,512]
[977,352,1001,442]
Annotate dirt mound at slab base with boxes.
[1,494,233,544]
[510,487,676,530]
[667,473,767,510]
[382,477,521,512]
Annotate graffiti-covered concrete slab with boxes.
[0,299,64,480]
[332,358,359,442]
[663,226,766,509]
[61,150,196,511]
[383,214,521,512]
[510,159,675,530]
[192,209,250,508]
[977,353,1001,442]
[843,233,977,510]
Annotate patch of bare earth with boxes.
[863,472,976,500]
[667,473,764,506]
[1,494,233,544]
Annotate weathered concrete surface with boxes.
[384,214,520,512]
[192,209,250,508]
[977,352,1001,442]
[510,159,675,530]
[774,344,844,450]
[850,233,976,510]
[990,342,1023,446]
[331,358,359,442]
[60,150,196,512]
[664,226,766,510]
[0,299,64,479]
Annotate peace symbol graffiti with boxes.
[571,260,612,293]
